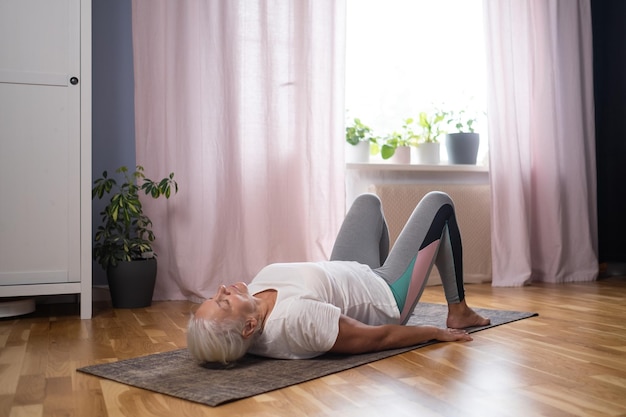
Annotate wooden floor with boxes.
[2,277,626,417]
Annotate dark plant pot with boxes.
[446,133,480,164]
[106,258,157,308]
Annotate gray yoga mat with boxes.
[78,303,537,406]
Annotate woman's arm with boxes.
[329,314,472,354]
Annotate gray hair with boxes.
[186,315,254,364]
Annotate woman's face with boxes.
[195,282,256,322]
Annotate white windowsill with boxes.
[346,163,489,173]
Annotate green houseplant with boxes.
[445,109,481,164]
[412,110,447,164]
[446,109,478,134]
[417,110,447,144]
[92,165,178,308]
[345,117,375,146]
[379,118,418,162]
[345,117,377,163]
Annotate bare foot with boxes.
[446,300,491,329]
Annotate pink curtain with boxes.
[484,0,598,286]
[131,1,347,301]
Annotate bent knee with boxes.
[422,191,454,208]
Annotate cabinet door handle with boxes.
[70,77,79,85]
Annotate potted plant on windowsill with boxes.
[379,119,416,164]
[445,109,480,164]
[413,110,446,164]
[92,165,178,308]
[345,117,378,163]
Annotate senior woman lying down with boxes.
[187,192,489,364]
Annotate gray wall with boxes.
[91,0,136,285]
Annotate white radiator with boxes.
[368,183,492,284]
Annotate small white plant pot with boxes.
[345,141,370,163]
[412,142,440,164]
[387,145,411,164]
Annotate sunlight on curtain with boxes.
[132,0,347,301]
[345,0,488,163]
[484,0,598,285]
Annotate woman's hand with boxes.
[435,328,473,342]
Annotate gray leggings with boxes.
[330,192,465,324]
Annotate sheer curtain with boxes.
[131,1,347,301]
[483,0,598,286]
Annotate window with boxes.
[345,0,488,164]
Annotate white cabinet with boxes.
[0,0,92,318]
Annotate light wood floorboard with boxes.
[1,277,626,417]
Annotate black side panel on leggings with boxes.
[420,204,464,300]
